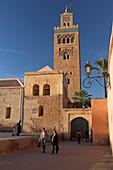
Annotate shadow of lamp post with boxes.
[83,61,110,98]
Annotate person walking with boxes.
[39,127,48,153]
[51,130,59,154]
[76,130,83,144]
[12,122,18,136]
[17,120,21,136]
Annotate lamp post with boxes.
[83,61,110,98]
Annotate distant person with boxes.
[12,122,18,136]
[85,130,89,142]
[17,120,21,136]
[39,127,48,153]
[76,130,83,144]
[51,130,59,154]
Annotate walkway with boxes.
[0,141,112,170]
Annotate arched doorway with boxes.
[71,117,89,139]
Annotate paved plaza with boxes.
[0,140,113,170]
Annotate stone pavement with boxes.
[0,141,112,170]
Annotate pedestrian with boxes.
[76,130,83,144]
[17,120,21,136]
[51,130,59,154]
[12,122,18,136]
[85,130,89,142]
[39,127,48,153]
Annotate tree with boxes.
[94,57,108,98]
[72,89,92,108]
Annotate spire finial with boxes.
[65,5,69,13]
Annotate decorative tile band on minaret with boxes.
[54,27,79,34]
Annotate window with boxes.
[67,22,70,27]
[63,38,65,44]
[67,79,70,84]
[71,37,74,43]
[58,38,61,44]
[6,107,11,119]
[67,37,69,43]
[59,48,61,52]
[63,54,66,60]
[64,23,66,27]
[43,84,50,95]
[33,84,39,96]
[39,105,43,116]
[67,55,69,60]
[70,72,72,75]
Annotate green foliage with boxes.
[94,57,108,75]
[72,89,92,108]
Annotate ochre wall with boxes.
[92,99,109,145]
[23,72,66,133]
[0,87,22,131]
[23,95,63,133]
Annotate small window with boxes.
[59,48,61,51]
[33,84,39,96]
[67,22,70,27]
[39,105,43,116]
[71,37,74,43]
[64,23,66,27]
[70,72,72,75]
[58,38,61,44]
[67,37,69,43]
[43,84,50,95]
[63,54,66,60]
[63,38,65,44]
[6,107,11,119]
[67,79,70,84]
[67,55,69,59]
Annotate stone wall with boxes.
[62,108,92,140]
[23,95,63,133]
[0,87,22,131]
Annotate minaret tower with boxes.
[54,6,81,103]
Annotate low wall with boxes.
[92,99,109,145]
[0,134,64,156]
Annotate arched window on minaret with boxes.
[63,38,65,44]
[67,22,70,27]
[64,23,66,27]
[58,38,61,44]
[67,37,69,43]
[71,36,74,43]
[63,54,66,60]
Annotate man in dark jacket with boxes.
[17,120,21,136]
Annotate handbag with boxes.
[37,141,41,147]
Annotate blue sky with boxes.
[0,0,113,98]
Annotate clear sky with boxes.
[0,0,113,98]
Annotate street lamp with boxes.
[84,61,92,77]
[83,61,110,98]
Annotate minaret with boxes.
[54,6,81,104]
